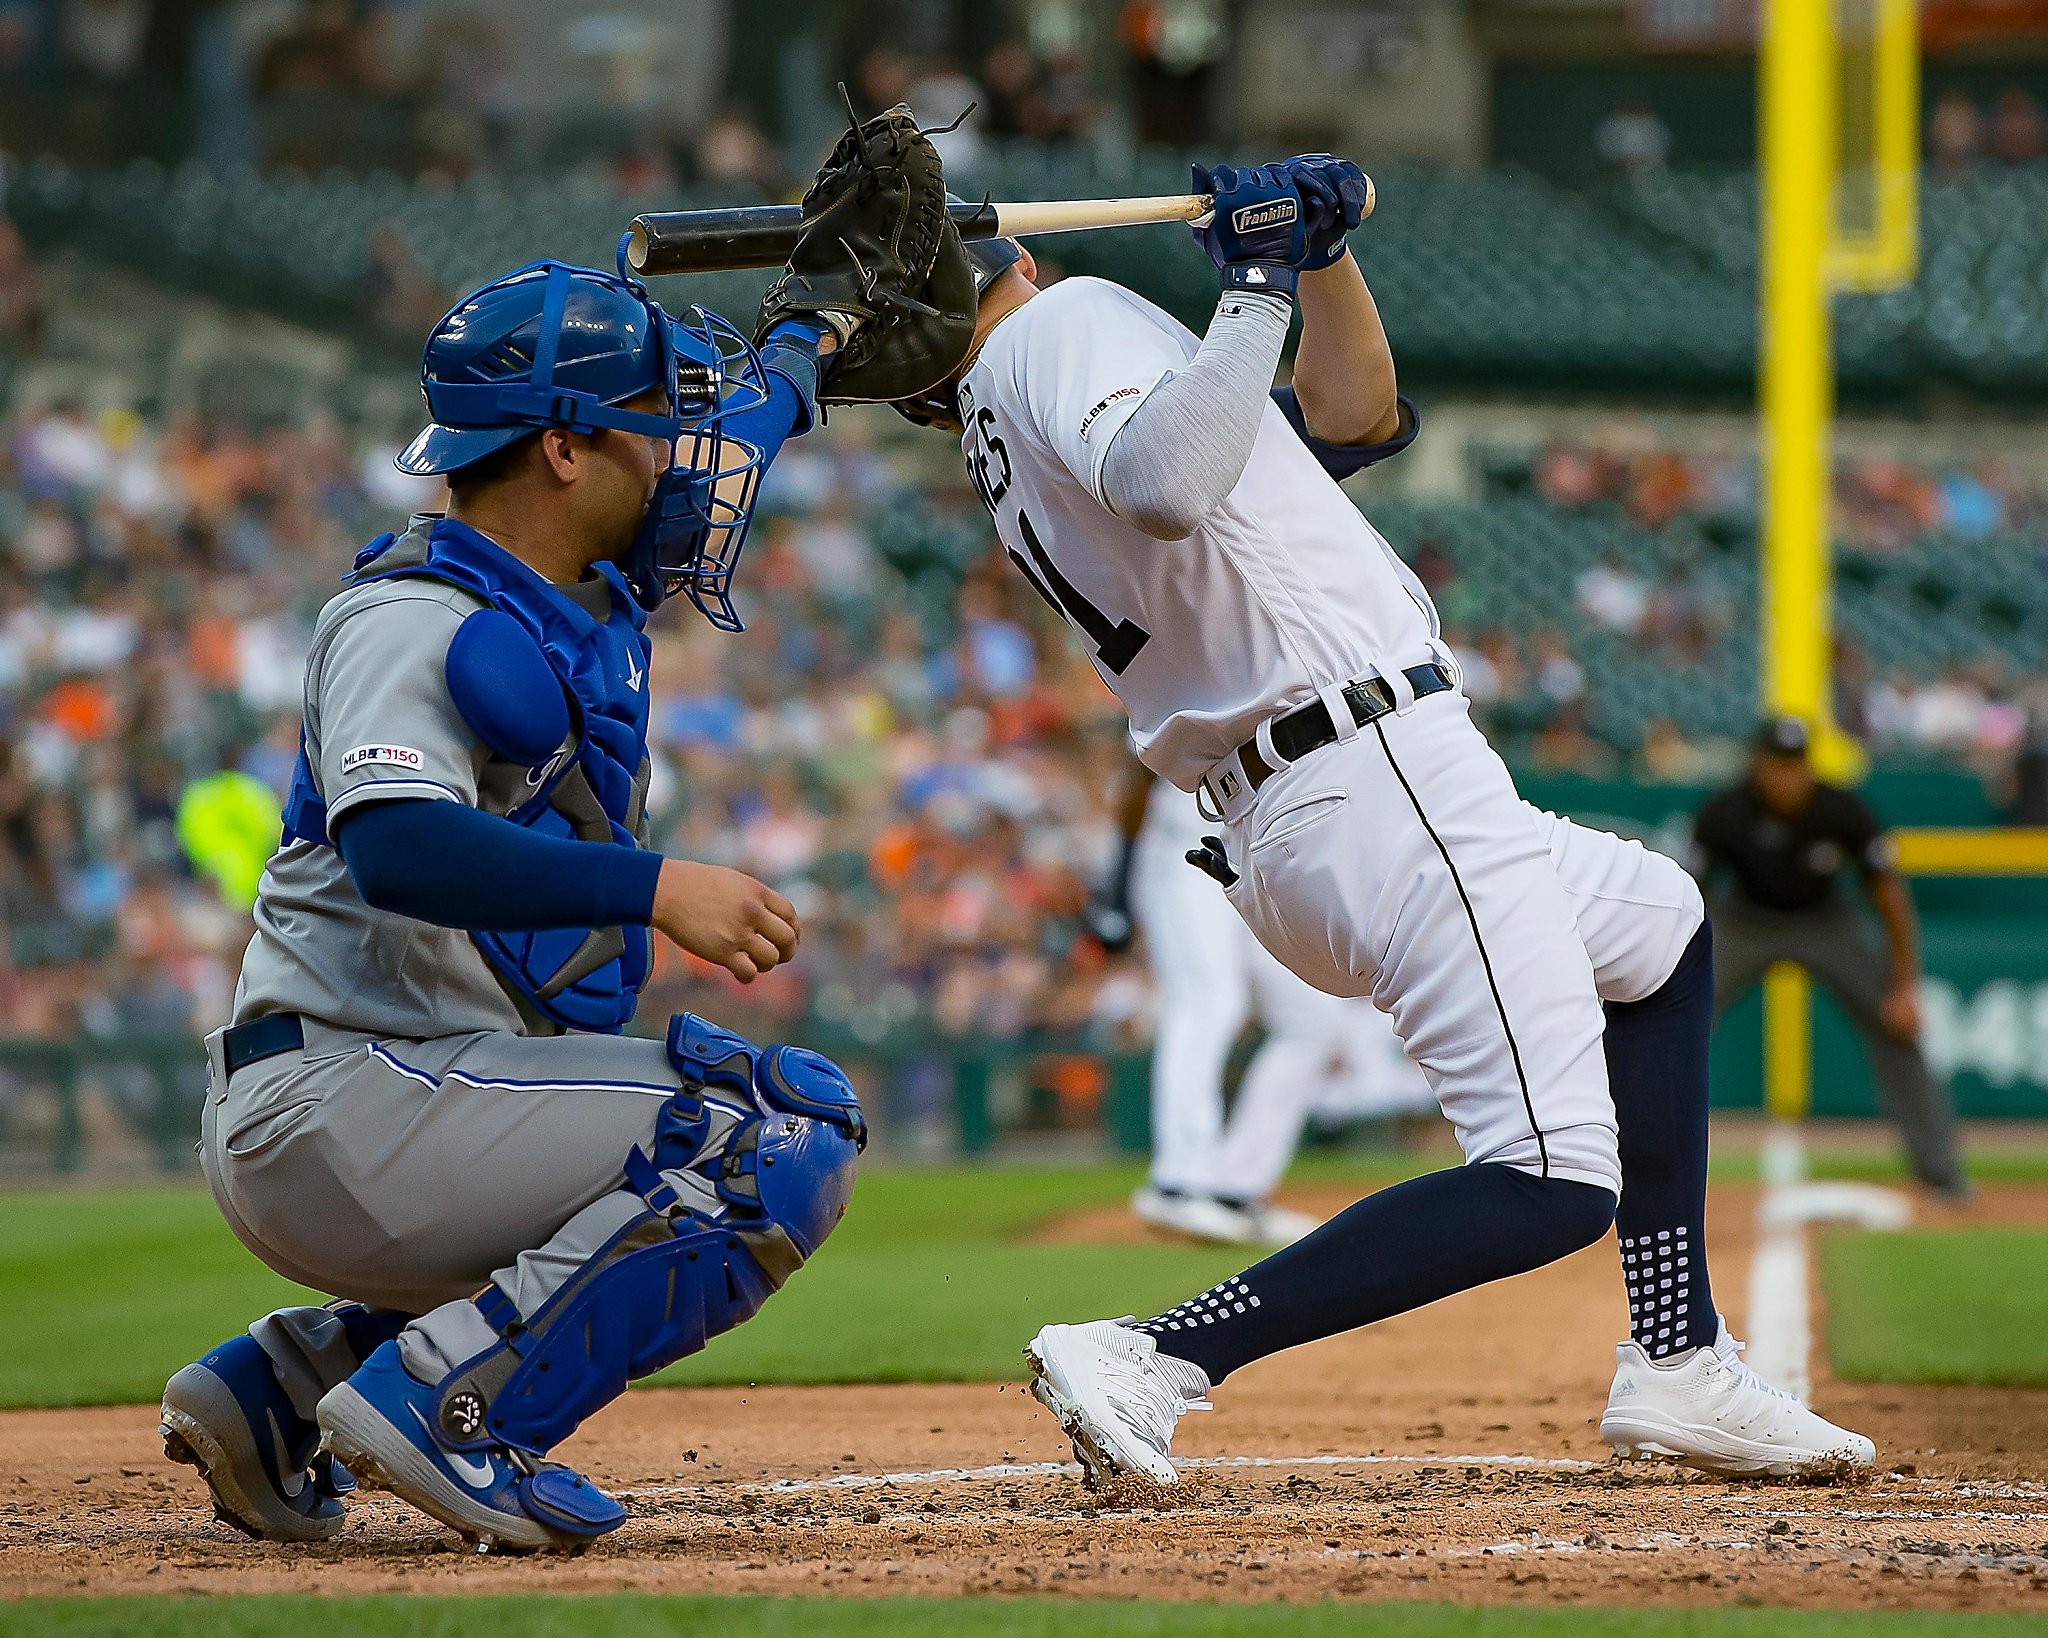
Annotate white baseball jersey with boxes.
[961,273,1707,1202]
[957,276,1443,791]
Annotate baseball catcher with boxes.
[157,249,866,1553]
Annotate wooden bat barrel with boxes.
[626,199,1004,277]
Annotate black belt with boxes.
[222,1013,305,1078]
[1231,663,1454,795]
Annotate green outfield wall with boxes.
[1518,770,2048,1121]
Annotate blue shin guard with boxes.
[429,1015,864,1459]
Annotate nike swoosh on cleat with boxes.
[409,1404,498,1490]
[267,1409,307,1499]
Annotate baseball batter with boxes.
[885,152,1874,1480]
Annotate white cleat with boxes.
[1130,1187,1259,1245]
[1600,1320,1876,1478]
[1024,1320,1209,1488]
[1245,1202,1321,1246]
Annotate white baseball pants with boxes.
[1212,688,1702,1197]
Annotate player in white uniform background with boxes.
[1096,739,1433,1249]
[886,153,1874,1482]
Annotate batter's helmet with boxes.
[397,249,770,627]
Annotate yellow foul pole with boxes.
[1761,0,1833,741]
[1759,0,1833,1120]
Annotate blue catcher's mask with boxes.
[396,245,769,628]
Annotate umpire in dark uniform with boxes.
[1694,717,1965,1195]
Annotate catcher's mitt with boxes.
[755,102,977,407]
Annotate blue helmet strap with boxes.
[529,261,569,387]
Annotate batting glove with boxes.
[1281,153,1372,271]
[1190,162,1311,297]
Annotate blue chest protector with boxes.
[283,517,655,1033]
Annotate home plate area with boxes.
[5,1182,2046,1613]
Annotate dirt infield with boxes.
[5,1184,2047,1611]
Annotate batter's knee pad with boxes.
[429,1014,865,1458]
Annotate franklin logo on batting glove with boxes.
[1231,198,1298,234]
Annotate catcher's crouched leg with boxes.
[319,1014,864,1551]
[433,1013,865,1458]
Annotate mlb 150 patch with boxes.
[341,744,426,773]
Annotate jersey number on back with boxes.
[1010,514,1151,675]
[971,408,1152,677]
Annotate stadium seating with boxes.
[1611,164,2048,394]
[18,149,2048,393]
[1368,493,2045,752]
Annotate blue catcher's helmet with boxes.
[396,246,770,628]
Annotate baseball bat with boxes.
[626,189,1360,277]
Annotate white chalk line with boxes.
[1744,1124,1813,1399]
[618,1451,1602,1500]
[619,1455,2048,1515]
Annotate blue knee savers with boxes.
[430,1014,864,1457]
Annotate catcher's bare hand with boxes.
[653,859,799,983]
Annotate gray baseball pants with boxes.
[199,1020,731,1420]
[1709,896,1965,1190]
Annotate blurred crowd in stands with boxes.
[1528,438,2048,549]
[1530,438,2048,785]
[0,378,1145,1053]
[4,154,2046,1058]
[1930,85,2048,172]
[0,0,1135,188]
[7,379,2042,1052]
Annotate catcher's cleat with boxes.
[316,1341,624,1555]
[160,1334,351,1543]
[1600,1320,1876,1478]
[1024,1319,1209,1488]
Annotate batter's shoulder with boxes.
[1031,275,1161,323]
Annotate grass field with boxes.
[0,1161,1355,1408]
[1822,1226,2048,1386]
[5,1598,2045,1638]
[9,1144,2048,1409]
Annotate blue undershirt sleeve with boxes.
[1272,387,1419,480]
[723,369,810,470]
[334,799,663,931]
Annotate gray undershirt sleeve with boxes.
[1097,290,1295,541]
